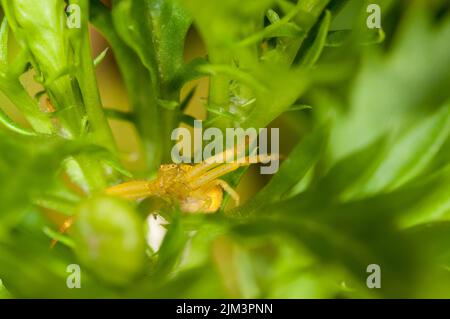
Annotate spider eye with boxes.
[160,164,178,171]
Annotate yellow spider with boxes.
[106,150,276,213]
[51,150,276,247]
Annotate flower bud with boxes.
[72,196,146,286]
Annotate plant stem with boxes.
[90,1,165,172]
[71,0,116,153]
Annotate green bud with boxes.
[2,0,84,136]
[72,196,146,286]
[6,0,68,77]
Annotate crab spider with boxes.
[50,150,277,247]
[106,152,278,213]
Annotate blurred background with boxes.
[0,0,450,298]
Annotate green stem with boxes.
[46,77,84,137]
[71,0,117,153]
[104,108,134,122]
[90,1,164,172]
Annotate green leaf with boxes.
[240,62,311,129]
[93,0,179,167]
[270,0,331,65]
[111,0,159,88]
[180,114,197,127]
[0,134,68,225]
[33,196,77,216]
[93,47,109,67]
[180,86,196,112]
[329,7,450,161]
[3,0,67,76]
[239,9,305,48]
[300,10,331,67]
[405,222,450,265]
[198,64,267,93]
[234,124,328,216]
[232,213,421,298]
[112,0,192,97]
[0,17,8,71]
[2,0,84,137]
[0,278,12,299]
[325,29,385,47]
[153,212,189,277]
[266,8,280,23]
[286,104,313,112]
[104,108,134,122]
[0,76,53,134]
[361,104,450,195]
[0,106,37,136]
[315,137,387,201]
[147,0,193,96]
[43,227,75,248]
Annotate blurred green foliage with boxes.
[0,0,449,298]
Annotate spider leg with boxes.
[186,139,264,179]
[187,132,261,179]
[186,146,239,179]
[188,154,278,189]
[50,216,74,248]
[189,162,240,189]
[211,179,240,207]
[105,180,157,200]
